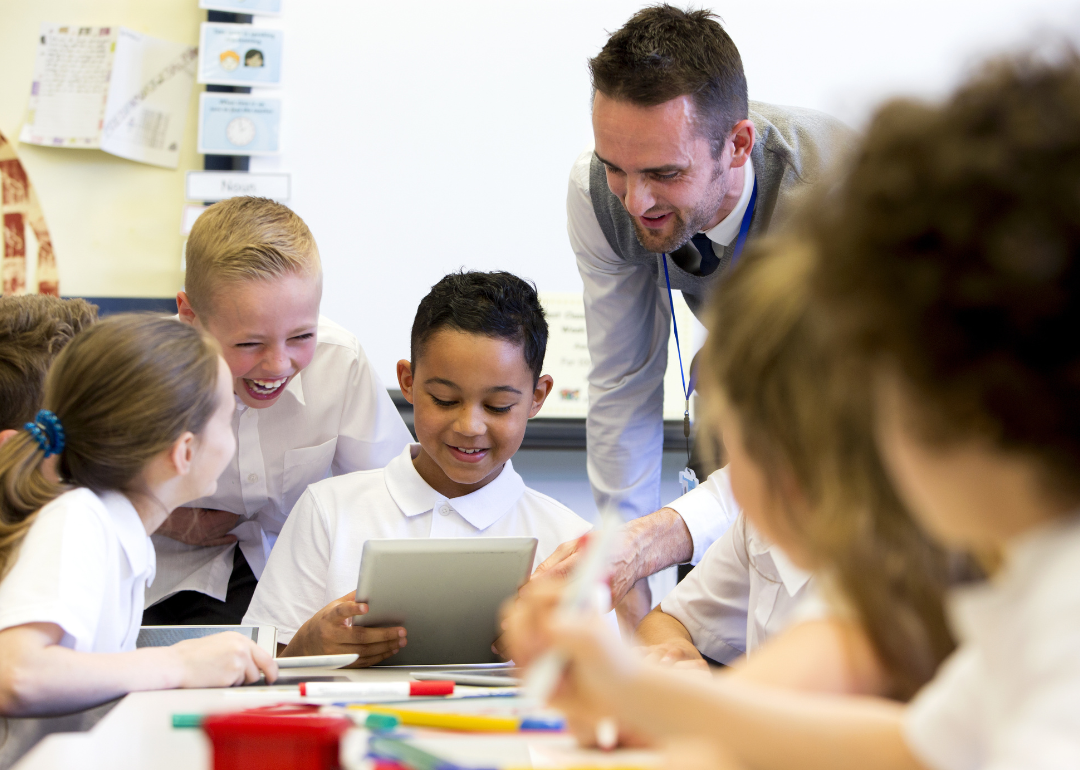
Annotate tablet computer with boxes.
[354,537,537,666]
[136,625,277,657]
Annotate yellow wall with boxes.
[0,0,203,298]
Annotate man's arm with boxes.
[568,148,671,524]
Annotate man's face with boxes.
[592,92,737,254]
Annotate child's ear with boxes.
[0,429,17,447]
[177,291,197,326]
[528,374,554,418]
[396,360,416,404]
[168,431,197,476]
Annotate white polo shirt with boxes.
[659,469,817,664]
[244,444,593,643]
[147,315,413,606]
[0,487,154,653]
[904,512,1080,770]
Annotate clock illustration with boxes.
[226,116,256,147]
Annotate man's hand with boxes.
[283,593,407,667]
[532,529,641,610]
[156,507,242,547]
[531,508,695,609]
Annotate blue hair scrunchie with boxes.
[24,410,66,458]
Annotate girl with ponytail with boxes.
[0,314,277,721]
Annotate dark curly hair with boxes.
[815,50,1080,497]
[411,271,548,383]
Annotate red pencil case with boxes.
[202,705,351,770]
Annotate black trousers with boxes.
[141,547,258,626]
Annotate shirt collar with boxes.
[383,444,527,531]
[949,511,1080,644]
[98,490,156,585]
[745,517,812,596]
[701,160,756,247]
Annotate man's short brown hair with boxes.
[589,4,748,156]
[0,295,98,430]
[184,196,320,315]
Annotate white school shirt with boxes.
[571,144,755,552]
[0,488,153,652]
[904,513,1080,770]
[147,315,412,606]
[659,468,817,663]
[243,444,593,643]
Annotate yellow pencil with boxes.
[349,705,521,732]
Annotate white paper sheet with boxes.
[20,25,117,148]
[20,24,196,168]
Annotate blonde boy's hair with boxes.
[185,197,320,314]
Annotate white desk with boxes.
[12,667,650,770]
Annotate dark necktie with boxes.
[691,232,721,276]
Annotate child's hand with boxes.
[638,640,710,673]
[283,593,407,667]
[171,631,278,687]
[155,507,242,547]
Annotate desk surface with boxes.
[13,666,652,770]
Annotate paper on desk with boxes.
[20,24,196,168]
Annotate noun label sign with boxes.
[185,171,290,202]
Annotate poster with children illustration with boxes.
[198,23,283,87]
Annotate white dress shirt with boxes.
[147,315,412,606]
[904,513,1080,770]
[570,145,755,551]
[659,471,815,663]
[0,488,153,653]
[244,444,593,643]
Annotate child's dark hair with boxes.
[411,271,548,383]
[0,296,98,430]
[814,50,1080,499]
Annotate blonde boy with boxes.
[145,197,412,625]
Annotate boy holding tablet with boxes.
[244,271,592,665]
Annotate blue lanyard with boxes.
[663,176,758,415]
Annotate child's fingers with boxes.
[250,640,279,683]
[354,647,403,667]
[331,600,368,622]
[356,626,406,644]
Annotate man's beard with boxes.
[627,168,729,254]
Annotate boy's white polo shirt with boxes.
[904,512,1080,770]
[244,444,592,643]
[0,487,153,653]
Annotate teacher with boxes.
[542,4,854,623]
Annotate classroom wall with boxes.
[0,0,201,299]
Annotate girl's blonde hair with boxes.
[0,314,222,579]
[700,237,959,700]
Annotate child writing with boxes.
[0,315,276,763]
[244,271,593,665]
[633,240,958,703]
[506,51,1080,768]
[145,196,412,626]
[0,295,97,439]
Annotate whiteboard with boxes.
[251,0,1080,385]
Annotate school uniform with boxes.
[145,316,412,620]
[243,444,593,644]
[0,487,152,769]
[904,512,1080,769]
[659,469,819,663]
